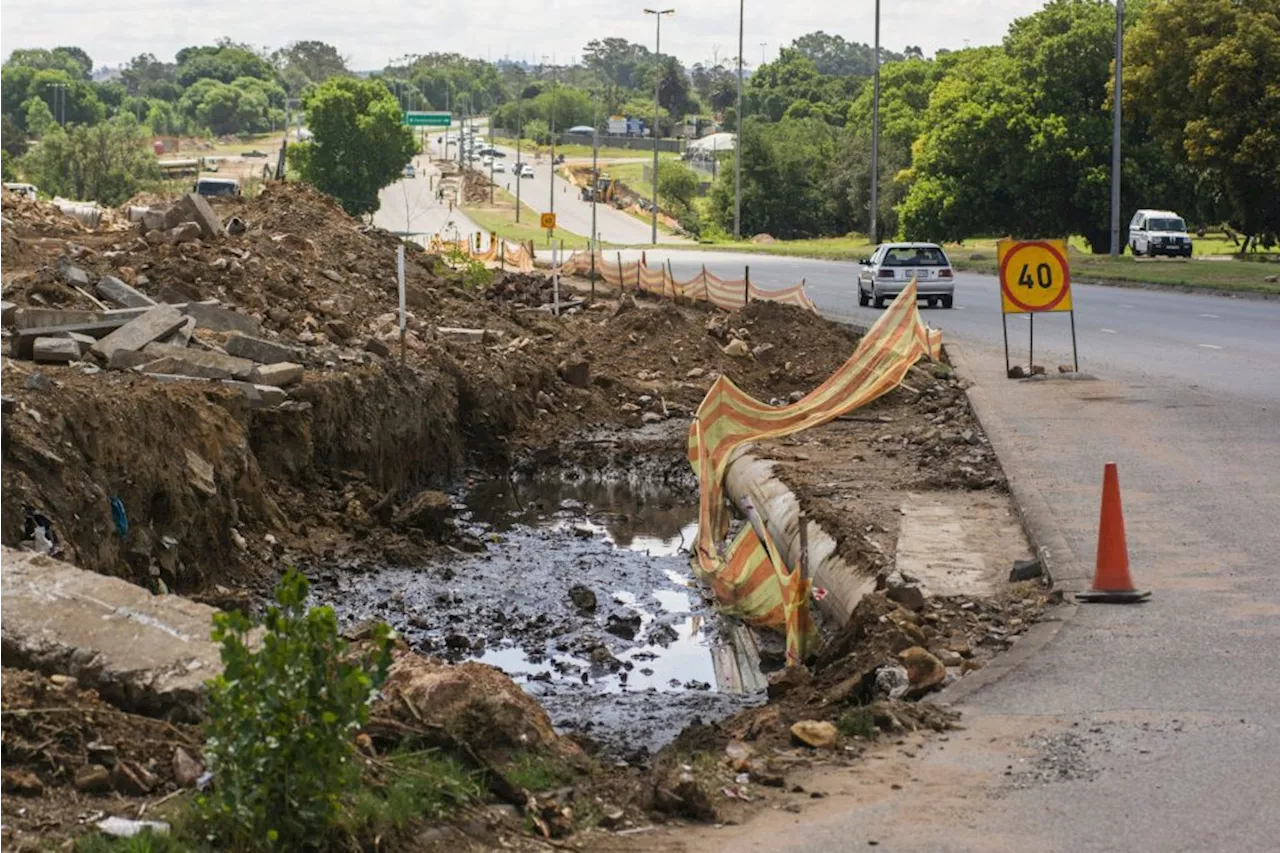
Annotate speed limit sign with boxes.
[998,239,1072,313]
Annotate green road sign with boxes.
[403,111,452,127]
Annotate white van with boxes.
[1129,209,1192,257]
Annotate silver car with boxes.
[858,242,955,309]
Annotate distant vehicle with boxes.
[193,177,241,197]
[858,243,955,309]
[1129,209,1192,257]
[403,163,416,179]
[481,156,493,167]
[514,163,534,178]
[581,175,615,203]
[3,182,38,198]
[554,153,565,164]
[493,162,505,173]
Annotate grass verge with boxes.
[493,136,680,162]
[463,186,591,250]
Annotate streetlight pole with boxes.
[591,91,600,254]
[734,0,743,240]
[515,94,523,223]
[547,59,556,226]
[869,0,881,245]
[1110,0,1124,257]
[645,8,675,245]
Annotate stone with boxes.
[885,584,926,612]
[219,380,288,408]
[324,319,353,341]
[15,306,148,331]
[392,490,454,537]
[252,362,304,387]
[598,806,626,829]
[139,348,256,381]
[172,747,204,787]
[1058,364,1076,374]
[163,316,197,347]
[1007,365,1027,379]
[58,257,91,287]
[934,647,964,667]
[225,216,247,236]
[569,584,597,611]
[364,337,391,358]
[722,338,750,357]
[790,720,839,749]
[1,549,226,720]
[86,742,118,767]
[108,349,158,370]
[2,300,18,326]
[182,302,261,335]
[74,764,112,793]
[224,333,298,364]
[111,759,157,795]
[766,665,811,699]
[685,367,706,379]
[95,275,156,309]
[1030,364,1047,376]
[321,269,343,283]
[948,637,972,657]
[175,192,222,239]
[1009,556,1045,582]
[557,359,590,388]
[140,209,166,233]
[898,646,946,696]
[606,609,642,640]
[164,222,203,245]
[89,306,187,362]
[2,768,44,796]
[641,411,664,424]
[32,336,81,363]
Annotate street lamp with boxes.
[645,7,675,245]
[734,0,743,240]
[1110,0,1124,257]
[869,0,881,245]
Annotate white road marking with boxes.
[1120,303,1135,308]
[1199,313,1220,319]
[1197,344,1222,350]
[955,306,966,310]
[1100,328,1118,334]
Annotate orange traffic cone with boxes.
[1077,462,1151,603]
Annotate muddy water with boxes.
[308,476,766,760]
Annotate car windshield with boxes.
[1147,217,1185,232]
[882,246,948,267]
[196,181,237,196]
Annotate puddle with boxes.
[308,474,766,758]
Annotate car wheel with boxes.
[941,295,954,309]
[873,293,885,309]
[858,286,870,307]
[927,298,938,308]
[1131,243,1143,257]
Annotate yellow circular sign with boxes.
[540,212,557,230]
[999,240,1072,313]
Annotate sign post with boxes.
[402,111,452,127]
[997,239,1077,376]
[396,243,406,363]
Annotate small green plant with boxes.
[837,707,877,739]
[503,751,577,792]
[195,570,394,851]
[442,245,495,291]
[75,831,195,853]
[344,748,482,836]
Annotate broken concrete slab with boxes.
[89,306,187,362]
[221,380,287,408]
[12,321,130,359]
[437,327,502,343]
[0,548,223,720]
[109,349,159,370]
[1,300,16,326]
[137,347,256,380]
[176,192,222,239]
[251,362,303,387]
[57,331,97,355]
[165,222,202,245]
[95,275,157,309]
[224,333,298,364]
[140,208,166,233]
[32,336,81,363]
[58,258,91,288]
[161,316,197,347]
[14,306,152,331]
[182,302,261,336]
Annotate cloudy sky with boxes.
[1,0,1048,70]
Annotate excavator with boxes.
[580,173,616,204]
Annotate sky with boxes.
[0,0,1049,71]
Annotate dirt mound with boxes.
[1,189,88,239]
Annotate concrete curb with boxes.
[930,341,1082,706]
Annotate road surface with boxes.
[371,153,480,247]
[626,250,1280,852]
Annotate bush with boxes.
[196,570,393,851]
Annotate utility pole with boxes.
[547,58,556,224]
[645,8,675,245]
[489,102,495,205]
[515,94,523,223]
[591,91,600,256]
[734,0,744,240]
[1110,0,1124,257]
[760,42,767,65]
[869,0,881,246]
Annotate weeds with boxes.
[837,707,877,739]
[343,748,482,837]
[503,751,577,792]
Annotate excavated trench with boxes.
[306,455,773,760]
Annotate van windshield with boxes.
[883,246,949,267]
[196,180,238,196]
[1147,217,1185,232]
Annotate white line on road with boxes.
[1197,344,1222,350]
[1120,304,1135,308]
[1199,313,1220,319]
[1100,328,1118,334]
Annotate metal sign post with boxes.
[397,243,406,363]
[997,239,1078,375]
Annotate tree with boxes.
[23,96,57,137]
[120,53,180,100]
[583,38,651,92]
[790,31,896,77]
[176,43,275,87]
[647,55,696,121]
[1124,0,1280,242]
[692,62,737,113]
[287,76,416,217]
[273,40,349,92]
[2,65,104,131]
[658,159,699,213]
[744,48,858,126]
[19,114,160,204]
[5,47,93,79]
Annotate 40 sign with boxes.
[998,239,1072,313]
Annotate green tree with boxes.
[5,47,93,79]
[658,159,699,213]
[19,114,160,204]
[744,48,857,126]
[1124,0,1280,242]
[272,40,349,92]
[22,96,57,137]
[288,76,416,216]
[647,54,696,121]
[3,66,104,131]
[176,42,275,87]
[791,31,897,77]
[120,53,178,98]
[1,148,15,182]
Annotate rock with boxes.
[321,269,343,283]
[536,390,555,410]
[568,584,597,611]
[225,216,247,236]
[164,221,203,245]
[58,258,91,287]
[1007,365,1027,379]
[1,299,16,326]
[766,665,812,699]
[1009,556,1045,582]
[182,302,262,335]
[172,748,204,787]
[1030,364,1047,376]
[175,192,222,239]
[653,767,717,821]
[140,347,258,381]
[32,336,81,363]
[144,229,165,245]
[599,805,627,829]
[96,817,172,838]
[108,349,160,371]
[722,339,750,358]
[557,359,590,388]
[934,647,964,667]
[874,664,911,700]
[252,362,304,388]
[885,584,926,612]
[929,363,955,380]
[324,319,353,341]
[606,609,642,640]
[1057,364,1076,374]
[162,317,197,347]
[364,337,391,358]
[686,366,706,379]
[613,294,637,316]
[947,636,972,657]
[790,720,839,749]
[140,208,166,232]
[75,764,113,793]
[95,276,156,309]
[2,768,44,796]
[374,650,569,752]
[111,759,157,795]
[391,490,454,537]
[225,333,299,364]
[619,402,641,414]
[640,411,664,424]
[87,741,118,767]
[89,306,187,362]
[968,252,986,261]
[788,390,805,403]
[898,646,946,696]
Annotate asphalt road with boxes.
[371,153,480,246]
[625,250,1280,852]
